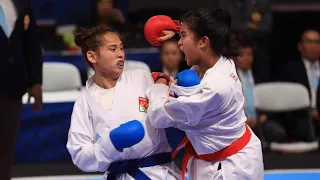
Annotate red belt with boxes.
[172,125,252,179]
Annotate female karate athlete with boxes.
[146,8,264,180]
[66,25,181,180]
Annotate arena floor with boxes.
[11,170,320,180]
[11,152,320,180]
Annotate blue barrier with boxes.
[15,102,185,163]
[15,103,74,163]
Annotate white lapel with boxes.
[109,72,144,128]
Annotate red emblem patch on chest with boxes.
[139,97,149,112]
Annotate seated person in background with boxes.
[234,37,310,143]
[152,35,189,77]
[234,38,267,132]
[278,29,319,140]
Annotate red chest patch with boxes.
[139,97,149,112]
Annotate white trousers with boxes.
[187,128,264,180]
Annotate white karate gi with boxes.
[66,69,181,180]
[147,56,264,180]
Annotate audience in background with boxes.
[234,32,317,144]
[218,0,273,33]
[152,36,189,77]
[10,2,320,168]
[278,29,320,138]
[234,36,278,144]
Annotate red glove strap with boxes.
[151,72,170,85]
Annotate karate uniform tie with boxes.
[311,64,319,90]
[0,5,8,37]
[243,71,257,119]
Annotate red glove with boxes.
[151,72,170,85]
[144,15,181,46]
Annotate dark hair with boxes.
[230,30,254,49]
[74,25,118,68]
[300,29,320,42]
[238,39,253,49]
[180,8,238,59]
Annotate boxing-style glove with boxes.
[152,72,170,85]
[144,15,181,46]
[176,70,201,87]
[109,120,145,150]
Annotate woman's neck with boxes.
[94,73,119,89]
[198,55,220,79]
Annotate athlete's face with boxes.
[178,23,201,66]
[86,32,125,78]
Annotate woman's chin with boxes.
[186,59,194,66]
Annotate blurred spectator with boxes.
[152,36,189,77]
[234,38,267,130]
[234,37,277,143]
[94,0,125,25]
[76,0,125,32]
[0,0,43,179]
[278,29,320,137]
[232,29,268,83]
[219,0,272,82]
[219,0,272,33]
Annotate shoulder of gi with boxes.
[69,91,93,136]
[202,72,235,101]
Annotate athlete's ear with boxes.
[199,36,209,49]
[86,50,98,64]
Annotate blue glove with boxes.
[110,120,145,150]
[175,70,200,87]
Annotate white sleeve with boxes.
[138,69,154,88]
[66,97,122,172]
[145,71,154,86]
[146,83,220,128]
